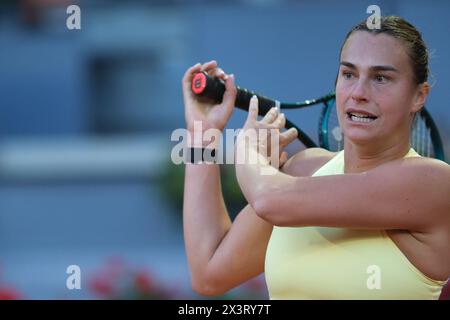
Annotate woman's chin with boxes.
[343,130,378,145]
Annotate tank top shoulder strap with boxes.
[405,148,421,158]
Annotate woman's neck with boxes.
[343,140,411,173]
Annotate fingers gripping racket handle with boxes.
[191,71,278,116]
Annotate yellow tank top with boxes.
[265,148,448,299]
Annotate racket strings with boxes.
[411,114,434,158]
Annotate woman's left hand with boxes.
[236,96,298,169]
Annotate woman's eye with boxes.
[342,72,353,80]
[375,75,388,83]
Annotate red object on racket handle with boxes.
[191,71,278,116]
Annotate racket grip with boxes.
[191,71,277,116]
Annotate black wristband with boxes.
[186,147,217,164]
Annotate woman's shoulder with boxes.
[359,151,450,187]
[281,148,337,177]
[405,156,450,185]
[377,155,450,209]
[396,153,449,173]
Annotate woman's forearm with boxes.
[183,161,232,288]
[235,139,295,217]
[235,141,269,208]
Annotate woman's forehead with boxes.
[340,31,409,71]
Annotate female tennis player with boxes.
[182,16,449,299]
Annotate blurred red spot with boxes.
[0,287,22,300]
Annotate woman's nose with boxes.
[350,79,369,103]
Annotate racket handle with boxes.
[191,71,277,116]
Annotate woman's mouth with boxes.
[346,112,378,123]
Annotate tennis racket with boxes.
[191,71,445,161]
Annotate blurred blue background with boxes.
[0,0,449,299]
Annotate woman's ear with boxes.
[411,82,430,113]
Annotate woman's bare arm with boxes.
[247,156,450,231]
[183,162,272,296]
[183,148,333,296]
[181,61,273,296]
[235,95,450,233]
[181,61,332,296]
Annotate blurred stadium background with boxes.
[0,0,448,299]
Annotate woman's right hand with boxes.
[182,61,237,136]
